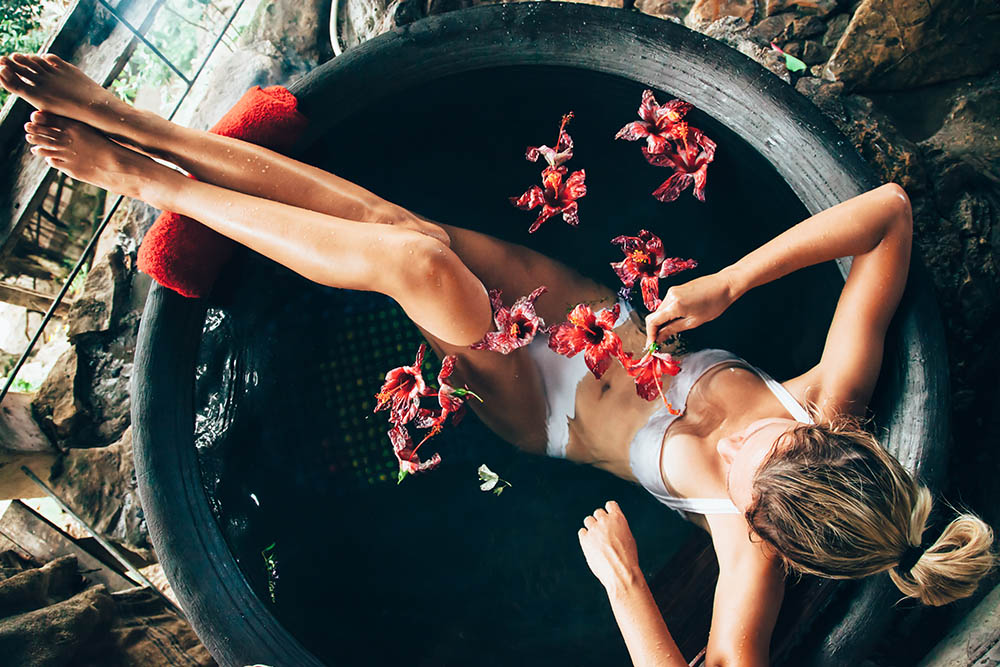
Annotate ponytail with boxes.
[889,489,995,606]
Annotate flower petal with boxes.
[656,99,692,125]
[388,425,442,474]
[438,355,456,383]
[645,133,669,155]
[652,172,694,203]
[615,120,652,142]
[547,312,590,357]
[511,185,545,211]
[639,275,662,311]
[528,205,561,234]
[693,163,709,201]
[562,169,587,201]
[638,89,658,123]
[659,257,698,278]
[561,201,580,227]
[642,147,677,169]
[594,303,621,331]
[469,331,518,354]
[610,258,641,287]
[582,330,623,379]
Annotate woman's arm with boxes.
[646,183,912,411]
[579,502,688,667]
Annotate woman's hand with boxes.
[578,501,642,593]
[644,270,739,347]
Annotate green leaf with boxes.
[784,53,807,72]
[493,486,505,496]
[397,469,409,484]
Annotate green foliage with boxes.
[261,541,279,603]
[111,0,226,107]
[0,0,44,107]
[12,377,37,392]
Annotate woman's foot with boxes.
[24,112,179,203]
[0,53,164,153]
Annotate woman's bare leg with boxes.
[0,52,449,245]
[24,114,491,345]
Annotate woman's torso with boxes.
[562,315,811,515]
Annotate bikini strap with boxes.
[749,365,814,424]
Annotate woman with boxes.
[1,53,993,667]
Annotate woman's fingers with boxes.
[645,308,688,346]
[655,316,695,342]
[583,503,623,528]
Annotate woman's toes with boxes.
[30,111,66,128]
[27,54,56,73]
[9,53,43,76]
[0,66,20,91]
[30,145,66,159]
[24,126,62,145]
[41,54,64,70]
[25,121,60,137]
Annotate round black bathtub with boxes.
[131,4,949,666]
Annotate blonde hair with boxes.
[746,417,995,606]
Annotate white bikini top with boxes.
[628,349,814,516]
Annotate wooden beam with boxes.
[0,500,134,592]
[0,282,73,317]
[0,0,165,260]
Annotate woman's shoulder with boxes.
[781,365,867,421]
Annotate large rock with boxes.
[684,0,756,26]
[67,245,129,339]
[47,428,152,560]
[634,0,690,21]
[239,0,331,68]
[31,346,83,446]
[920,75,1000,189]
[824,0,1000,92]
[914,75,1000,352]
[764,0,835,16]
[699,16,791,83]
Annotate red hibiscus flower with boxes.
[511,165,587,234]
[526,112,575,169]
[548,303,626,379]
[471,286,548,354]
[374,343,431,425]
[625,343,682,413]
[615,89,693,156]
[641,123,717,202]
[388,423,442,482]
[611,230,697,311]
[413,355,482,443]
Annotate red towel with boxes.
[136,85,309,299]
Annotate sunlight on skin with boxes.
[719,417,799,511]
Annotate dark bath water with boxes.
[193,66,842,665]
